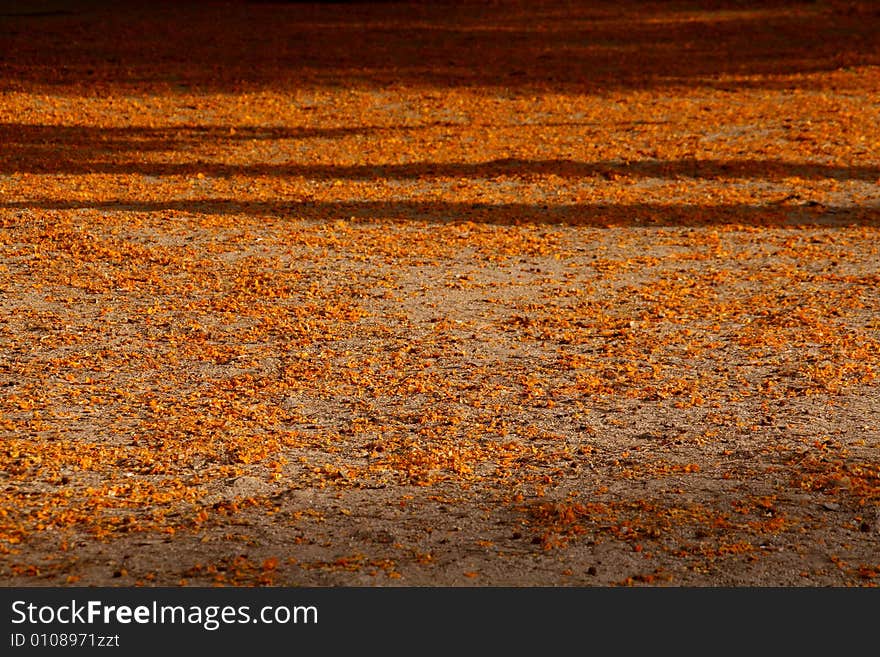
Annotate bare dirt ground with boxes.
[1,0,879,587]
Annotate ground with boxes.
[1,0,879,587]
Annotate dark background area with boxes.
[2,0,878,94]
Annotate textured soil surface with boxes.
[1,0,879,587]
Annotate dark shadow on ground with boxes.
[3,198,876,227]
[1,0,878,93]
[2,123,879,182]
